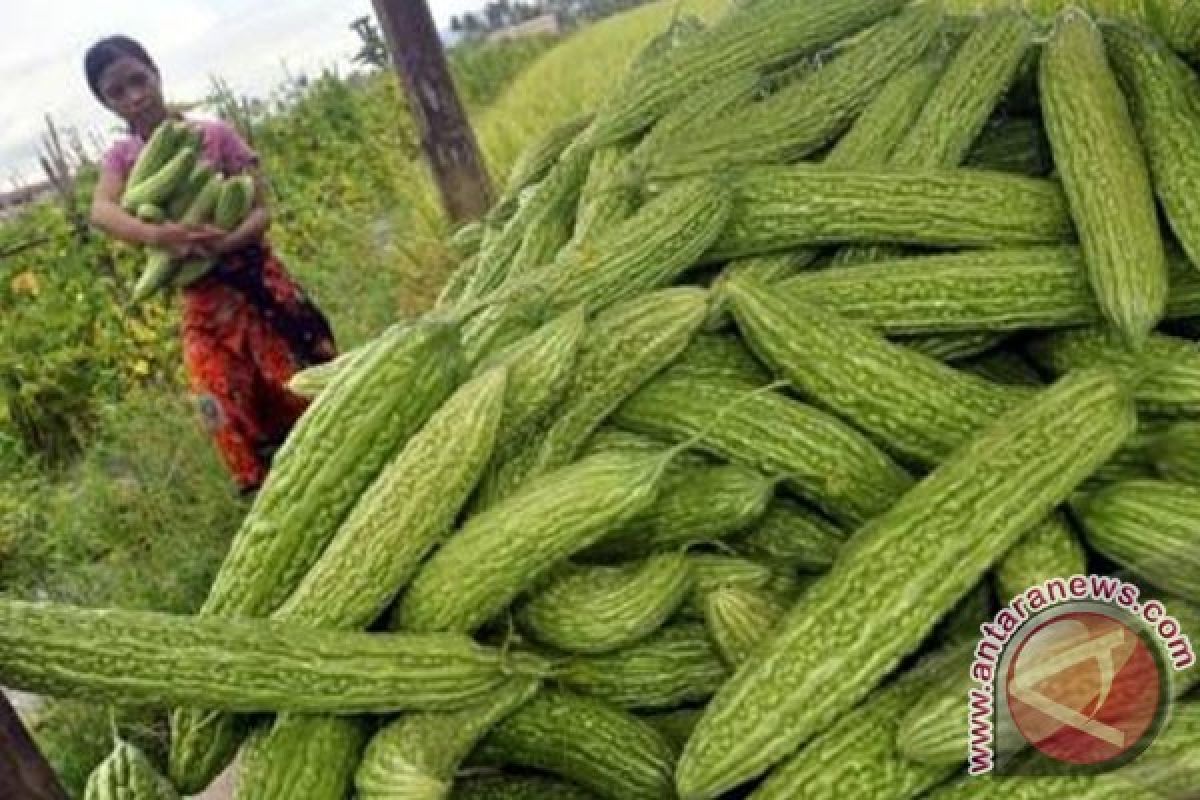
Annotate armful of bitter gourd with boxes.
[170,174,257,289]
[127,173,256,305]
[128,173,224,306]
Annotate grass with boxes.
[450,35,561,108]
[475,0,728,174]
[1,389,243,611]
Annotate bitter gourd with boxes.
[1040,8,1168,347]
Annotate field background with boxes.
[0,0,1186,793]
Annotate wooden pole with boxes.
[371,0,494,223]
[0,692,69,800]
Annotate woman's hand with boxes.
[152,223,225,260]
[199,224,240,258]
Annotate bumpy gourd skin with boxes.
[234,716,366,800]
[616,371,913,529]
[0,597,548,712]
[702,585,787,668]
[1107,22,1200,276]
[676,339,1137,798]
[239,368,511,800]
[733,498,845,574]
[559,623,729,710]
[449,773,599,800]
[354,678,540,800]
[729,279,1035,469]
[888,11,1034,170]
[749,641,975,800]
[1028,327,1200,417]
[474,288,706,510]
[919,702,1200,800]
[535,181,731,317]
[640,4,942,179]
[85,741,179,800]
[472,689,677,800]
[518,553,693,654]
[1155,420,1200,486]
[777,247,1200,335]
[504,113,594,196]
[586,463,774,558]
[708,166,1073,262]
[1073,480,1200,605]
[397,450,673,635]
[1040,9,1168,349]
[585,0,907,146]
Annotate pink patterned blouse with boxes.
[101,118,258,183]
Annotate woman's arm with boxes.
[89,166,162,247]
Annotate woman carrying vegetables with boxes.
[85,35,336,495]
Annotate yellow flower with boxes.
[9,270,40,296]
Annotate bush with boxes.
[0,182,182,465]
[1,387,243,610]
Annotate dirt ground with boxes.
[5,690,237,800]
[190,762,237,799]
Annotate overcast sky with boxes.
[0,1,485,185]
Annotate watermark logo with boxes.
[967,575,1194,776]
[1006,608,1162,767]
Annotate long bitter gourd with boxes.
[396,450,674,634]
[708,166,1073,261]
[640,4,941,178]
[583,0,907,146]
[0,597,548,713]
[1040,8,1167,347]
[558,623,729,711]
[727,277,1032,468]
[517,554,692,655]
[615,372,914,527]
[776,246,1200,334]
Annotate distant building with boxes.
[0,180,53,219]
[487,13,561,42]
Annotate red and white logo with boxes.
[1005,610,1163,767]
